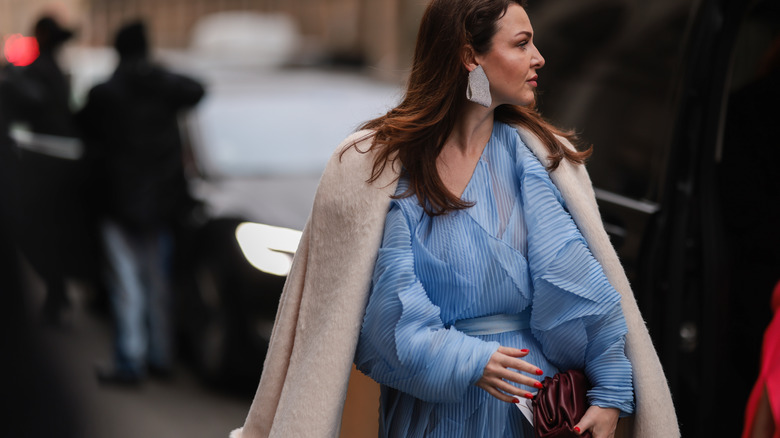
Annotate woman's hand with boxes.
[475,346,544,402]
[574,405,620,438]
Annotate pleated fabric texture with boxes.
[354,121,635,437]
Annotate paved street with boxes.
[33,283,251,438]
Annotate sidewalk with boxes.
[29,275,251,438]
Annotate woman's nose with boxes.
[534,47,545,69]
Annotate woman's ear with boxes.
[461,45,479,72]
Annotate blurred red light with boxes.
[4,34,40,66]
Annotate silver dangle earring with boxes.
[466,65,491,108]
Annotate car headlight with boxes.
[235,222,303,276]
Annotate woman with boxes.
[355,1,629,436]
[231,0,678,437]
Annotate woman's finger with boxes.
[493,367,543,390]
[475,381,516,403]
[478,371,537,400]
[478,348,544,399]
[477,347,545,403]
[483,361,542,391]
[572,417,589,436]
[489,378,535,400]
[574,406,619,438]
[497,346,531,358]
[501,355,544,376]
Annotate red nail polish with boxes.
[535,369,544,375]
[534,382,543,389]
[574,426,581,434]
[523,393,534,399]
[520,349,529,353]
[512,398,520,404]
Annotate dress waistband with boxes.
[452,310,531,336]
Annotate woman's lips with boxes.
[527,75,538,87]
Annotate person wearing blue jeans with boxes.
[78,21,204,385]
[100,220,173,382]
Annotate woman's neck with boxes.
[445,103,495,157]
[436,104,496,198]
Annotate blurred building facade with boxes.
[1,0,425,78]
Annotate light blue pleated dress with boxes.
[355,121,635,437]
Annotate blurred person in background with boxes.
[0,15,98,326]
[1,53,84,437]
[0,63,16,236]
[232,0,677,437]
[78,20,205,385]
[0,187,86,438]
[0,212,86,438]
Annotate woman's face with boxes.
[474,4,545,107]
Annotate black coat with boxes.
[0,55,96,280]
[78,57,205,231]
[5,51,78,137]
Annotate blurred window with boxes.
[530,0,697,201]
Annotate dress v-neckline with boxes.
[455,130,494,201]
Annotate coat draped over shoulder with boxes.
[231,127,680,438]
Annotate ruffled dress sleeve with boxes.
[516,142,635,415]
[354,200,501,403]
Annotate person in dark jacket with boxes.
[78,20,205,384]
[0,16,96,326]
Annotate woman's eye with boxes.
[517,40,528,47]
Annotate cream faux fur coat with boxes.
[231,126,680,438]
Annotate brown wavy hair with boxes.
[354,0,591,216]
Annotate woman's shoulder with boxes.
[329,129,376,168]
[312,130,399,220]
[319,129,394,184]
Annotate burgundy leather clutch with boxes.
[532,369,592,438]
